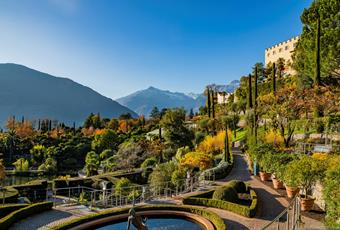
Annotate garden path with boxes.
[190,149,326,230]
[9,149,325,230]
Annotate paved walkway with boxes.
[10,150,325,230]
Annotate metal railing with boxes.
[50,173,214,208]
[261,195,301,230]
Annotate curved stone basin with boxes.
[69,210,215,230]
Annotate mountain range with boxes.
[117,80,240,117]
[0,63,137,127]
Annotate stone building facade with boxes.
[265,36,299,75]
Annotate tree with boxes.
[107,118,119,131]
[150,107,160,120]
[91,129,119,153]
[315,11,321,86]
[38,157,57,174]
[205,86,211,118]
[160,108,194,148]
[247,74,253,109]
[276,58,285,78]
[30,145,46,166]
[148,161,177,191]
[272,62,277,94]
[3,131,18,162]
[85,151,100,176]
[0,159,6,204]
[189,108,194,119]
[198,130,232,156]
[180,152,213,171]
[292,0,339,85]
[0,159,6,186]
[13,158,29,171]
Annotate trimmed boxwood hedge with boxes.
[183,181,258,218]
[0,187,19,203]
[0,204,28,219]
[50,205,226,230]
[212,186,239,202]
[0,201,53,229]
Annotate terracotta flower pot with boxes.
[300,195,315,211]
[272,178,284,189]
[259,171,271,181]
[285,185,300,198]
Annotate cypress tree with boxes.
[315,12,321,86]
[224,128,230,163]
[207,87,211,118]
[254,67,258,144]
[38,119,41,130]
[21,116,24,124]
[248,74,253,109]
[254,66,258,106]
[212,91,216,119]
[272,62,276,95]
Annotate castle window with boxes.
[273,50,276,55]
[267,53,270,57]
[285,46,289,50]
[279,48,282,52]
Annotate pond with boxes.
[97,217,204,230]
[4,174,56,186]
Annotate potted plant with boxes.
[284,156,323,211]
[258,153,272,181]
[271,154,296,189]
[283,159,301,198]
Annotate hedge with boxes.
[202,159,234,180]
[50,205,226,230]
[183,181,258,218]
[0,187,19,203]
[0,201,53,229]
[0,204,28,219]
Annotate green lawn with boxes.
[232,128,247,142]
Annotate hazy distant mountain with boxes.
[209,80,240,93]
[0,63,137,127]
[117,87,205,117]
[117,80,240,117]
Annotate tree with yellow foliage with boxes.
[180,152,213,171]
[197,130,232,156]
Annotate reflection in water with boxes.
[98,218,203,230]
[4,175,56,186]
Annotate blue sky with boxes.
[0,0,311,99]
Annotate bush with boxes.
[323,156,340,228]
[140,157,158,169]
[228,180,247,193]
[0,202,53,229]
[0,204,28,219]
[212,186,238,203]
[183,180,258,217]
[50,205,226,230]
[183,187,258,218]
[201,159,233,180]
